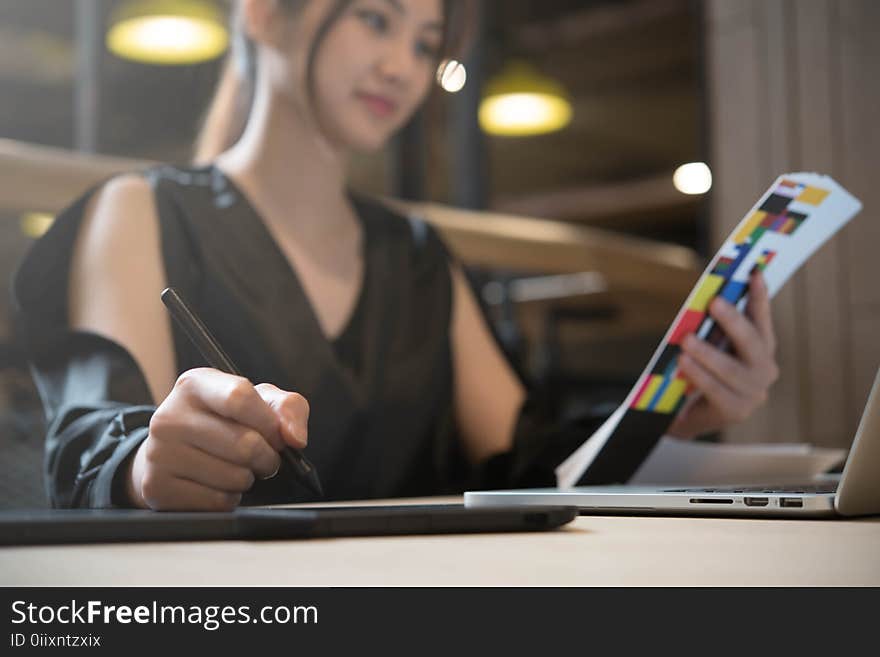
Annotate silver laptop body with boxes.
[465,367,880,518]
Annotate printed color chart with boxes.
[630,178,826,416]
[556,173,862,487]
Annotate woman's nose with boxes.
[376,37,418,86]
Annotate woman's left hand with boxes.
[667,270,780,439]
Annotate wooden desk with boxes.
[1,498,878,586]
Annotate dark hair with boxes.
[194,0,475,163]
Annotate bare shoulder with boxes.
[77,173,159,255]
[70,172,163,313]
[69,171,176,401]
[69,170,166,318]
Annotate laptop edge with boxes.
[465,368,880,518]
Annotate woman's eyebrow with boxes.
[380,0,406,14]
[378,0,444,31]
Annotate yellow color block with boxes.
[688,274,725,312]
[635,375,663,411]
[797,186,830,205]
[655,378,688,413]
[734,211,766,243]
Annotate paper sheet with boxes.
[556,173,863,488]
[629,437,846,486]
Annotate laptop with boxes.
[465,367,880,518]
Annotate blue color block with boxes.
[647,373,673,411]
[720,281,747,305]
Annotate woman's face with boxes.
[278,0,445,152]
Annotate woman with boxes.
[12,0,779,511]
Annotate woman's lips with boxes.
[356,92,398,119]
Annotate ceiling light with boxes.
[20,212,55,239]
[107,0,228,65]
[479,62,572,137]
[673,162,712,195]
[437,59,467,93]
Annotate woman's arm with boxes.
[69,174,177,403]
[448,264,525,464]
[448,261,781,470]
[65,175,305,509]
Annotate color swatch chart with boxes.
[630,177,831,416]
[555,172,862,487]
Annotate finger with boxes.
[708,297,766,366]
[176,369,281,444]
[669,398,720,439]
[746,271,776,352]
[158,442,256,493]
[140,473,241,512]
[676,391,701,420]
[667,394,702,440]
[154,409,281,476]
[678,353,750,423]
[254,383,309,449]
[681,334,756,398]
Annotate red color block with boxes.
[669,310,705,345]
[630,374,654,409]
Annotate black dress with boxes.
[12,165,594,509]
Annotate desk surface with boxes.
[2,498,878,586]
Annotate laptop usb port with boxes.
[744,497,769,507]
[779,498,803,508]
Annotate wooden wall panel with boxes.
[706,0,878,448]
[707,0,803,444]
[751,0,808,445]
[838,0,880,308]
[824,0,877,444]
[793,0,850,445]
[850,314,880,436]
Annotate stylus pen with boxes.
[160,287,324,498]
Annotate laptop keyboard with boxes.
[661,482,838,495]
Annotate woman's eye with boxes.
[415,39,441,60]
[356,9,389,33]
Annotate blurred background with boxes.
[0,0,877,508]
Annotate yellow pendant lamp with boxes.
[479,61,573,137]
[20,212,55,239]
[106,0,229,65]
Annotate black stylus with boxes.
[160,287,323,498]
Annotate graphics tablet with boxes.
[0,504,578,546]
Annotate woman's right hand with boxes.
[125,368,310,511]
